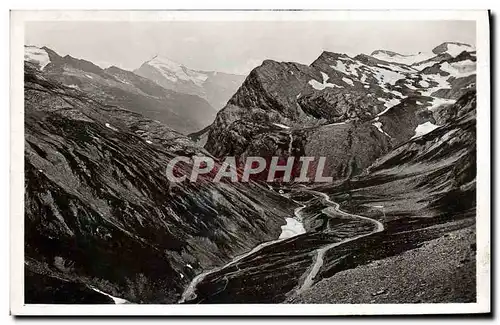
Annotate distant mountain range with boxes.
[135,55,246,110]
[200,41,476,181]
[24,46,245,134]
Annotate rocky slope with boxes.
[285,91,476,300]
[290,226,476,304]
[177,91,476,304]
[25,46,217,134]
[317,90,476,226]
[135,55,245,110]
[24,62,296,304]
[201,42,476,182]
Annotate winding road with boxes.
[178,190,384,303]
[295,191,385,294]
[178,204,306,303]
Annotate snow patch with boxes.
[85,74,94,79]
[443,43,474,57]
[372,51,434,65]
[116,78,132,85]
[419,80,430,87]
[273,123,290,129]
[389,90,404,98]
[308,72,342,90]
[411,121,440,139]
[24,46,51,70]
[90,286,129,304]
[279,217,306,239]
[412,60,437,71]
[146,140,153,144]
[372,121,391,138]
[372,67,405,86]
[440,60,476,78]
[324,121,346,127]
[377,97,401,113]
[427,97,456,111]
[378,63,416,73]
[330,60,361,77]
[105,123,118,131]
[342,77,354,86]
[420,74,451,96]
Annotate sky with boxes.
[25,20,476,75]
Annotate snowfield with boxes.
[371,51,434,66]
[411,121,440,139]
[439,60,476,78]
[331,59,361,77]
[279,217,306,239]
[412,60,437,71]
[443,43,474,57]
[147,55,208,86]
[372,66,405,86]
[309,72,343,90]
[420,74,451,96]
[24,46,51,70]
[427,97,456,111]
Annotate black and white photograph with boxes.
[9,10,491,316]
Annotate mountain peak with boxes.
[147,54,185,69]
[24,45,51,70]
[371,49,404,57]
[370,49,433,65]
[137,54,209,87]
[432,42,474,56]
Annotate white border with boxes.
[10,10,490,316]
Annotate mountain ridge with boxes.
[24,45,218,134]
[202,41,476,182]
[134,54,246,110]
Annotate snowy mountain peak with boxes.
[24,45,51,70]
[370,42,475,67]
[432,42,474,57]
[370,49,433,66]
[144,55,208,86]
[148,54,185,70]
[135,55,245,110]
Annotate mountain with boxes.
[175,90,476,304]
[24,62,296,303]
[24,46,217,134]
[134,55,246,110]
[23,40,478,305]
[371,41,475,69]
[200,42,476,182]
[288,91,476,303]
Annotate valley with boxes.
[23,40,477,305]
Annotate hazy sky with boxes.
[25,20,476,75]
